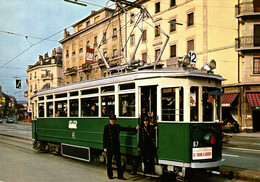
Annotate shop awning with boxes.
[247,93,260,107]
[207,93,238,104]
[222,93,238,104]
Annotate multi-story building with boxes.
[125,0,238,83]
[26,47,63,118]
[59,8,124,84]
[225,0,260,132]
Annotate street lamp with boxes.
[168,20,183,26]
[64,0,88,6]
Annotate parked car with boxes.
[6,117,14,123]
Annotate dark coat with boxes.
[138,124,157,150]
[103,124,136,152]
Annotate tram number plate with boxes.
[192,147,212,160]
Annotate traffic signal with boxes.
[16,79,21,89]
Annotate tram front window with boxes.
[161,87,183,121]
[203,87,221,122]
[81,97,99,117]
[119,93,135,117]
[55,101,67,117]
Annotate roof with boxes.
[34,68,225,97]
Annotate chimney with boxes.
[44,52,48,59]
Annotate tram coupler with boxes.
[207,169,234,180]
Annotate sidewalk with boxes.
[220,166,260,182]
[230,131,260,138]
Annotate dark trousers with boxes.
[106,149,123,178]
[141,147,155,174]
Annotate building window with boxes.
[170,19,176,32]
[86,40,90,48]
[142,52,147,63]
[130,34,135,45]
[155,49,160,61]
[187,12,194,27]
[113,27,117,38]
[254,25,260,47]
[72,44,76,55]
[155,25,160,37]
[79,40,83,52]
[170,44,176,58]
[142,30,147,42]
[30,73,32,80]
[130,14,135,24]
[94,35,98,46]
[86,21,91,27]
[66,47,69,57]
[253,58,260,74]
[113,47,117,57]
[170,0,176,7]
[34,72,36,79]
[94,16,100,23]
[155,2,160,14]
[187,39,194,52]
[78,24,83,31]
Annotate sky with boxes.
[0,0,109,101]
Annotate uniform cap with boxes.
[109,115,117,120]
[143,115,149,122]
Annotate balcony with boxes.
[235,36,260,51]
[65,66,77,75]
[235,1,260,18]
[41,73,53,80]
[80,63,92,72]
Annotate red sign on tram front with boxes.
[86,48,94,64]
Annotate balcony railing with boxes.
[235,36,260,51]
[235,1,260,17]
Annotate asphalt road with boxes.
[1,121,258,181]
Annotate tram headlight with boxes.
[182,55,191,67]
[204,133,216,145]
[201,59,217,72]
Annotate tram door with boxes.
[141,86,157,118]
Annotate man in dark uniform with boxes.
[138,116,158,174]
[103,115,139,180]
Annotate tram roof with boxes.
[34,68,225,97]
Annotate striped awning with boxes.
[247,93,260,107]
[207,93,238,104]
[222,93,238,104]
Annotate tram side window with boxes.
[38,103,44,117]
[81,97,99,116]
[190,87,199,121]
[119,93,135,117]
[47,102,53,117]
[70,99,79,117]
[161,87,183,121]
[203,87,221,122]
[101,95,115,117]
[55,101,67,117]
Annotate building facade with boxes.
[224,0,260,132]
[27,47,63,117]
[59,8,124,84]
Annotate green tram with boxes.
[32,66,225,177]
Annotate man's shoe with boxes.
[118,177,126,180]
[108,176,114,180]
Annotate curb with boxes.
[221,166,260,182]
[0,132,33,141]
